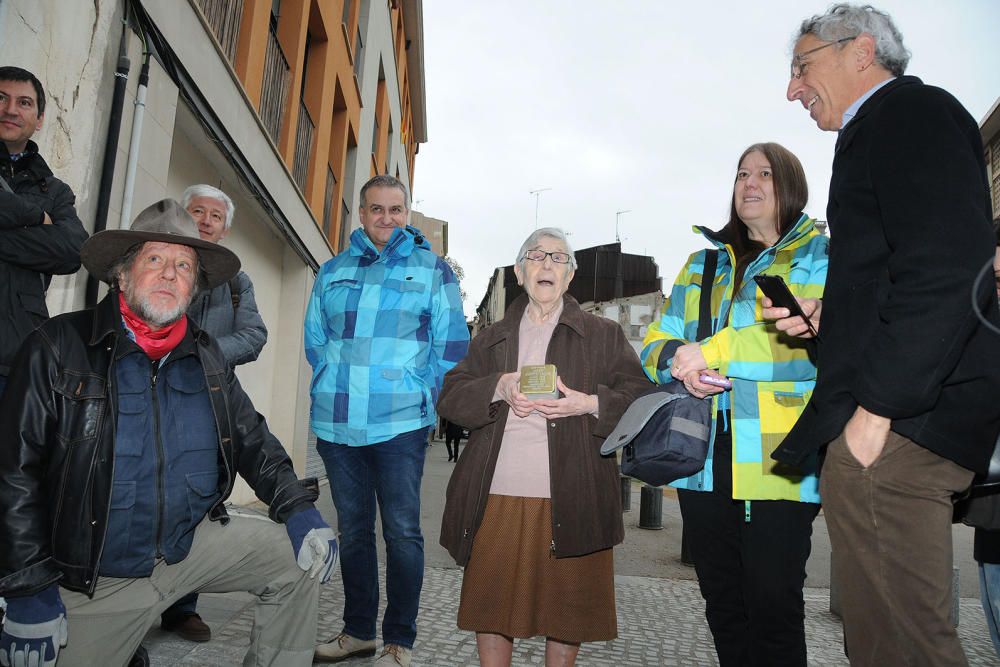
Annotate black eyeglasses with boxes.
[790,36,857,79]
[523,249,572,264]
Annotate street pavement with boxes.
[145,437,998,666]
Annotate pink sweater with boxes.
[489,302,563,498]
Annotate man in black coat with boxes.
[769,4,1000,665]
[0,66,88,392]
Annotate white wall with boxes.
[0,0,124,314]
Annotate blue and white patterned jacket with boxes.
[305,225,469,445]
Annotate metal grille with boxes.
[260,24,290,144]
[196,0,244,62]
[353,29,363,78]
[305,430,326,480]
[323,167,336,235]
[339,200,351,252]
[293,101,315,190]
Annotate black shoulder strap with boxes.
[696,250,718,342]
[228,277,241,312]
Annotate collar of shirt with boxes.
[842,77,895,129]
[7,151,27,162]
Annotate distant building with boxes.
[409,210,448,257]
[474,242,663,352]
[581,292,664,357]
[982,96,1000,221]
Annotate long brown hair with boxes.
[722,142,809,293]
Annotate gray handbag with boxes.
[601,250,719,486]
[600,383,712,486]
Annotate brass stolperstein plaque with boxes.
[519,364,558,399]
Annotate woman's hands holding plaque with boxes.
[495,374,598,419]
[532,377,598,419]
[495,371,538,418]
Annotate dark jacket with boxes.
[0,292,318,598]
[773,76,1000,473]
[187,270,267,367]
[100,346,223,577]
[0,141,88,374]
[438,293,650,565]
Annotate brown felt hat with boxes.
[81,198,240,289]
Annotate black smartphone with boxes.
[753,274,820,340]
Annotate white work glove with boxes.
[0,585,68,667]
[284,508,339,584]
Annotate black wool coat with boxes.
[774,76,1000,474]
[0,141,88,374]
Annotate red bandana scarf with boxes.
[118,292,188,360]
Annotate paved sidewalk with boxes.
[143,441,998,666]
[146,566,996,666]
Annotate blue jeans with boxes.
[317,429,426,648]
[980,562,1000,658]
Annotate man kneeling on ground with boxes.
[0,199,337,667]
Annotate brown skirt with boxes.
[457,494,617,642]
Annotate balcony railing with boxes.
[196,0,244,62]
[260,24,290,145]
[293,100,315,191]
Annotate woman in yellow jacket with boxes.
[641,143,827,667]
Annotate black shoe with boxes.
[128,645,150,667]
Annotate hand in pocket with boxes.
[843,405,891,468]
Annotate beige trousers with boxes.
[821,430,974,666]
[57,514,319,667]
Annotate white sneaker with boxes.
[375,644,412,666]
[314,632,377,663]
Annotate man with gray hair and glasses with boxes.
[768,3,1000,664]
[183,184,268,368]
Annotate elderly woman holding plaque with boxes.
[438,227,650,666]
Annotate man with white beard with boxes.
[0,199,337,667]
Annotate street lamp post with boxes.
[529,187,552,228]
[616,209,631,243]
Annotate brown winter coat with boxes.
[438,293,651,565]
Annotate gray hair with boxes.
[110,241,210,296]
[795,3,910,77]
[515,227,577,271]
[360,174,410,210]
[181,184,235,230]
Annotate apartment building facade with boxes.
[983,96,1000,222]
[0,0,426,496]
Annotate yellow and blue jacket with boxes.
[641,214,828,503]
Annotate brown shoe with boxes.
[161,612,212,642]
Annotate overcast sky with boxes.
[411,1,1000,318]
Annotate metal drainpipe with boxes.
[120,54,150,228]
[85,25,131,307]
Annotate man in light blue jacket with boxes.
[307,175,468,666]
